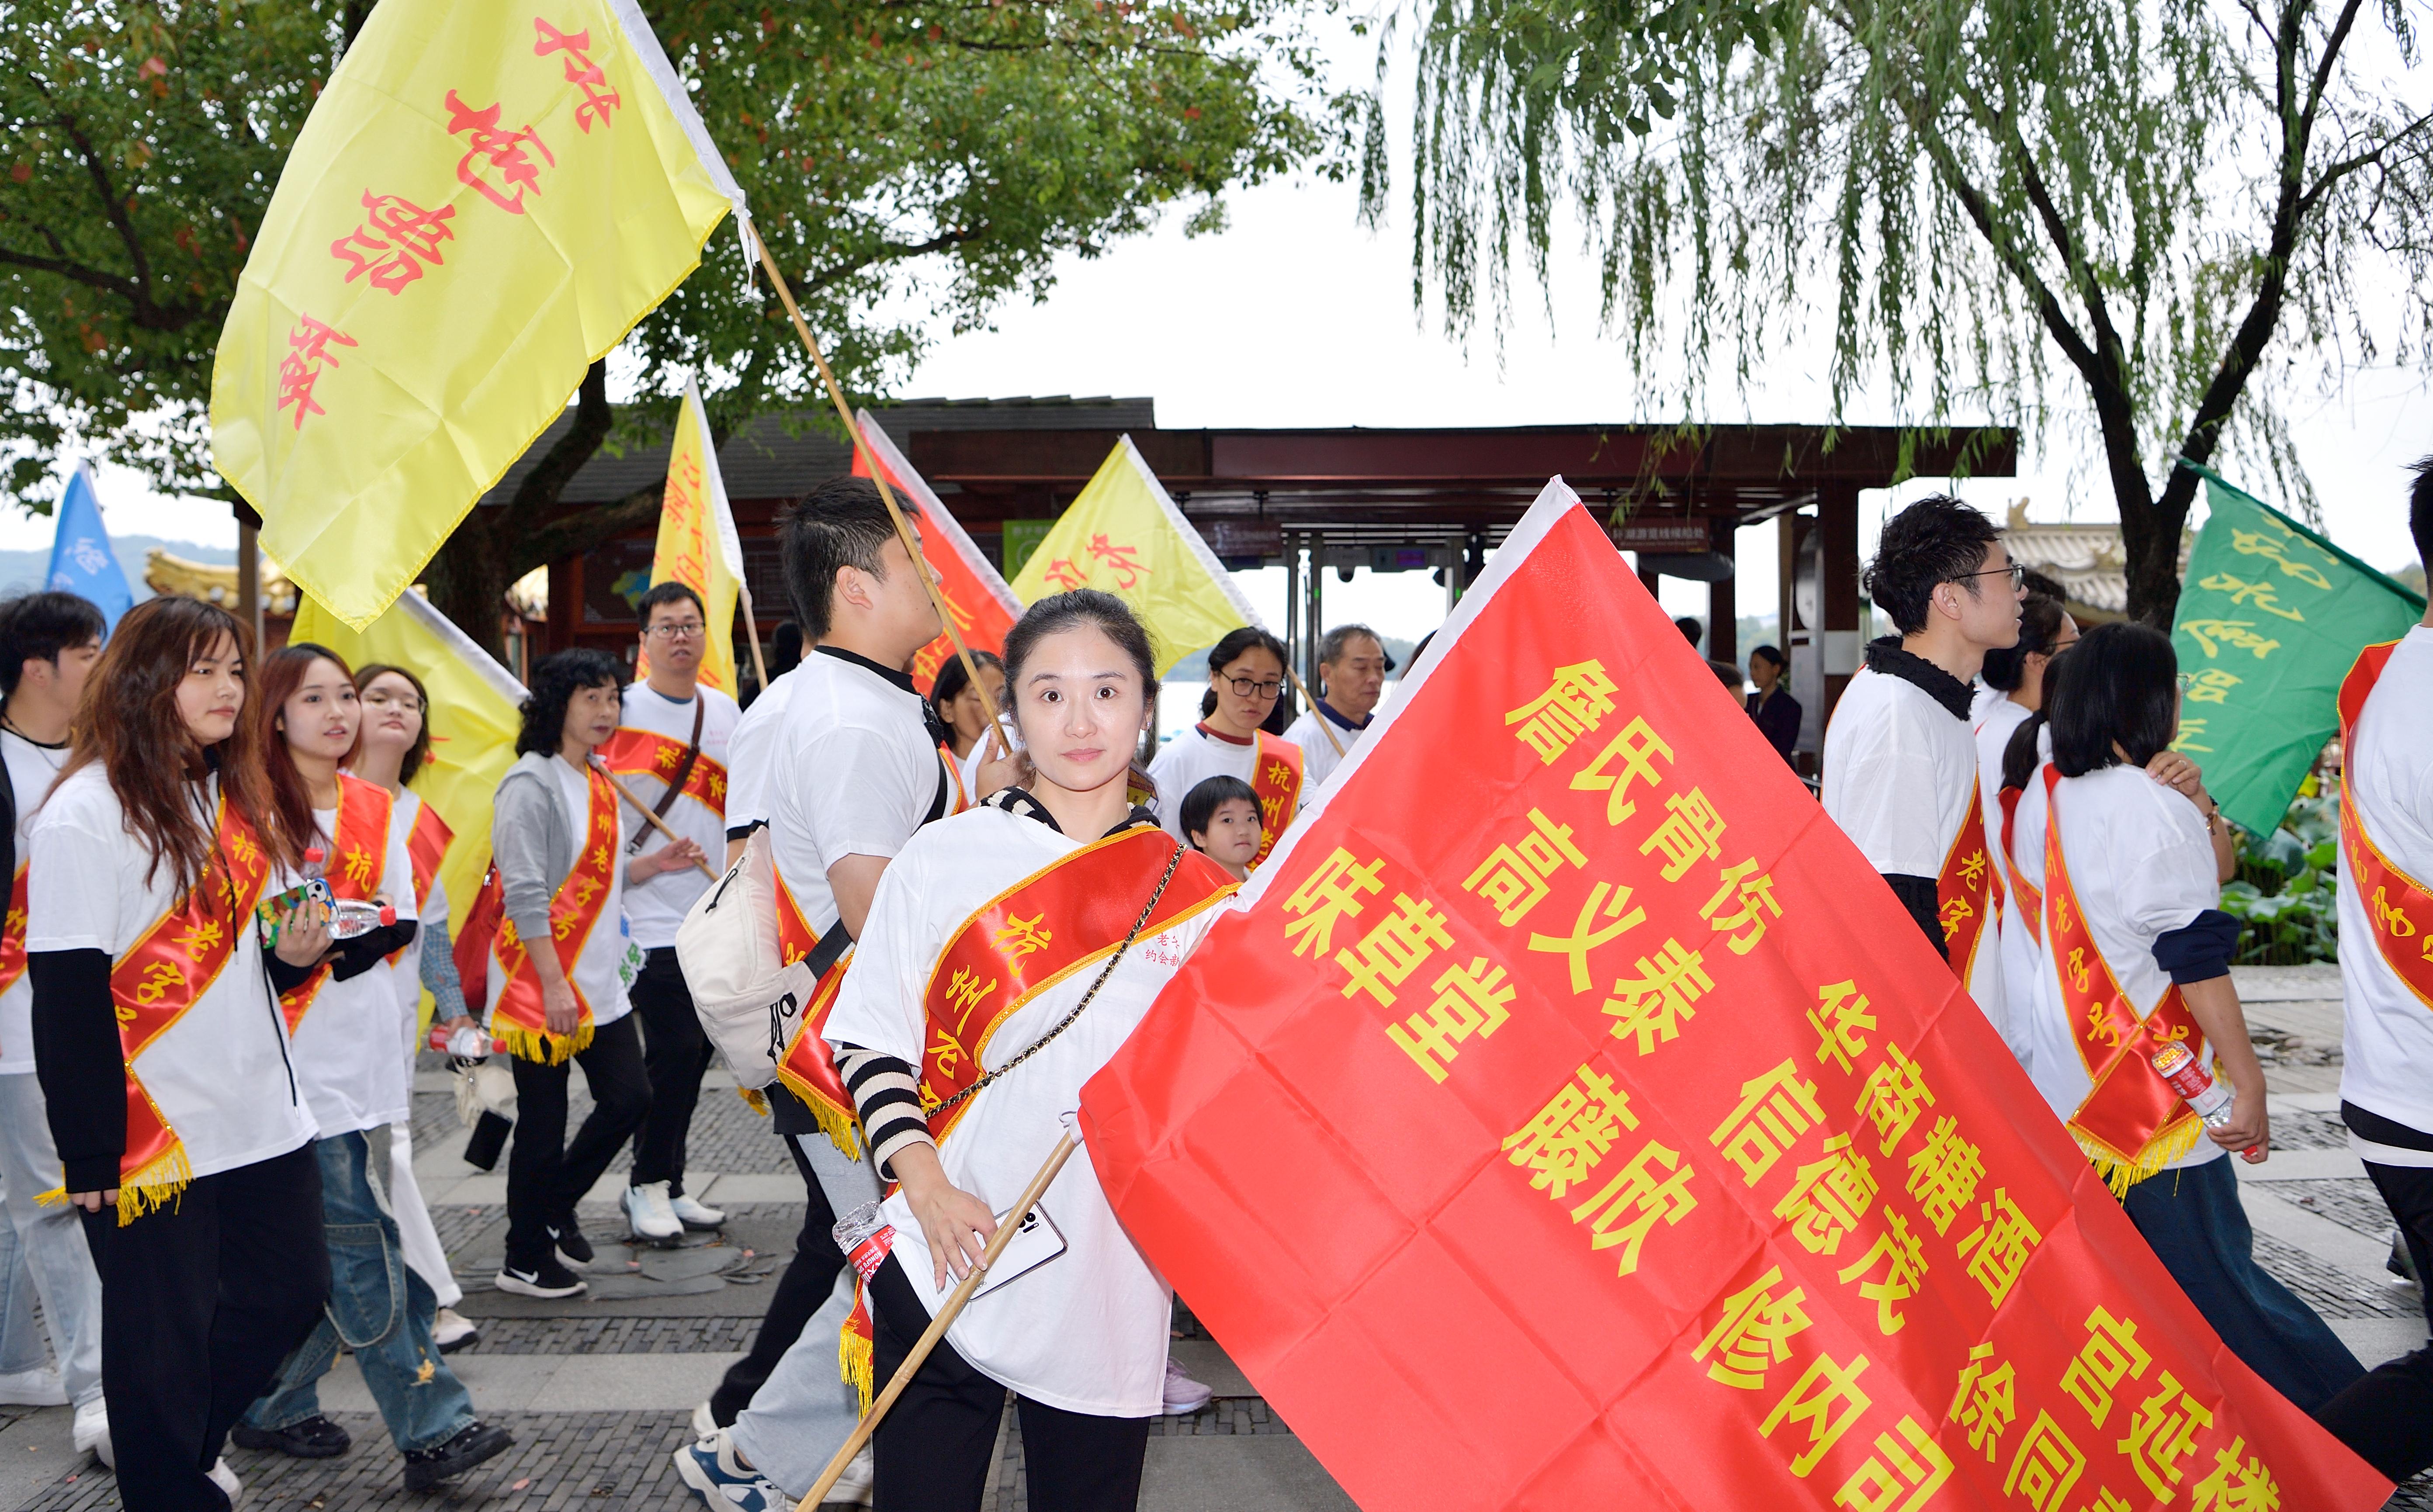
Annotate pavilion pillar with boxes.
[1819,483,1862,740]
[1305,529,1326,694]
[547,557,580,655]
[1707,516,1736,667]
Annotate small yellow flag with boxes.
[211,0,747,628]
[636,381,743,695]
[1007,436,1259,673]
[290,587,526,1009]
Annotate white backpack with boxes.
[675,828,819,1090]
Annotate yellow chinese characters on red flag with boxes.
[851,412,1022,693]
[636,381,741,695]
[1080,479,2390,1512]
[211,0,747,628]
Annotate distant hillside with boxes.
[0,535,234,601]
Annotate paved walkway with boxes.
[0,964,2426,1509]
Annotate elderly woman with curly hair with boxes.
[484,648,654,1301]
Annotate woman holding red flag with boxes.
[822,590,1239,1512]
[26,596,328,1509]
[2027,621,2361,1412]
[229,643,511,1491]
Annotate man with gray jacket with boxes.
[486,649,683,1298]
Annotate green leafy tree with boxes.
[2,0,1333,651]
[1368,0,2433,623]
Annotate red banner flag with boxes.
[851,411,1022,694]
[1081,480,2387,1512]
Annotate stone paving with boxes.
[6,965,2433,1509]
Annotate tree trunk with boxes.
[426,512,517,662]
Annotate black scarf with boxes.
[1863,637,1975,721]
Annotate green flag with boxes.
[2168,463,2425,836]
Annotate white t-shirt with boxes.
[284,782,419,1137]
[766,650,946,944]
[1147,724,1296,843]
[27,768,317,1179]
[2339,624,2433,1143]
[2028,764,2226,1171]
[725,665,800,837]
[1997,726,2054,1080]
[614,682,740,950]
[1973,693,2034,1067]
[824,805,1224,1416]
[1821,664,1980,878]
[1282,704,1369,791]
[0,729,68,1075]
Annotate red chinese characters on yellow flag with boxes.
[850,412,1021,693]
[1080,480,2388,1512]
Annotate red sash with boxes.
[1998,786,2043,945]
[769,864,862,1158]
[105,796,275,1221]
[1935,789,1995,980]
[489,764,620,1064]
[406,799,453,911]
[0,862,27,1000]
[941,744,972,816]
[278,774,394,1033]
[2338,643,2433,1014]
[1250,731,1303,867]
[597,727,729,818]
[2041,768,2207,1193]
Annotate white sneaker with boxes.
[1161,1357,1213,1415]
[208,1455,246,1507]
[0,1367,66,1406]
[671,1193,726,1229]
[671,1430,793,1511]
[72,1398,110,1467]
[433,1307,480,1353]
[832,1442,875,1505]
[625,1180,683,1242]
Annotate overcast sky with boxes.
[15,19,2428,651]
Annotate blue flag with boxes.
[46,465,134,631]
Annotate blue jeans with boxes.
[242,1130,475,1452]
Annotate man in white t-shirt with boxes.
[607,582,735,1244]
[0,593,106,1453]
[2317,461,2433,1484]
[1823,496,2022,984]
[1282,623,1391,789]
[683,476,951,1506]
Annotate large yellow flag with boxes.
[1007,436,1260,672]
[211,0,747,628]
[636,381,742,695]
[290,588,527,985]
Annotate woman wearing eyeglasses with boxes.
[1146,626,1302,868]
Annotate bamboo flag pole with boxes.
[1285,668,1347,758]
[800,1133,1081,1507]
[749,226,1006,739]
[594,763,720,881]
[736,578,771,692]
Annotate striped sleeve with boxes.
[838,1042,932,1181]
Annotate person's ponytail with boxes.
[2001,710,2048,794]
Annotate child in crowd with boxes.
[1181,775,1262,882]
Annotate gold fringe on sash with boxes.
[737,1086,769,1116]
[840,1303,876,1413]
[810,1100,864,1163]
[2076,1116,2208,1200]
[499,1022,594,1066]
[35,1145,196,1225]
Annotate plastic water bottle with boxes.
[325,897,396,939]
[832,1200,896,1280]
[428,1023,501,1059]
[2150,1043,2232,1125]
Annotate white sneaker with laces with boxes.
[72,1398,110,1467]
[625,1180,683,1241]
[1161,1357,1213,1415]
[671,1430,792,1511]
[0,1367,65,1406]
[671,1193,726,1229]
[208,1455,246,1507]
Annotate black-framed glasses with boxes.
[361,689,424,713]
[645,621,707,640]
[1223,675,1284,699]
[1950,563,2027,590]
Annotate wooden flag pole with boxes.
[1285,668,1347,758]
[800,1132,1081,1506]
[593,763,720,881]
[751,228,1005,738]
[737,578,771,693]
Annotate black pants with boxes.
[868,1254,1151,1512]
[2316,1158,2433,1481]
[80,1142,329,1511]
[707,1129,843,1425]
[506,1013,650,1265]
[628,947,715,1195]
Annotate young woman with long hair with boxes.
[2024,620,2360,1411]
[229,644,511,1491]
[348,661,482,1353]
[1145,625,1300,867]
[1974,592,2079,1071]
[26,596,329,1509]
[819,590,1240,1511]
[929,648,1012,807]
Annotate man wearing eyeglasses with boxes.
[604,581,739,1244]
[1822,496,2024,1025]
